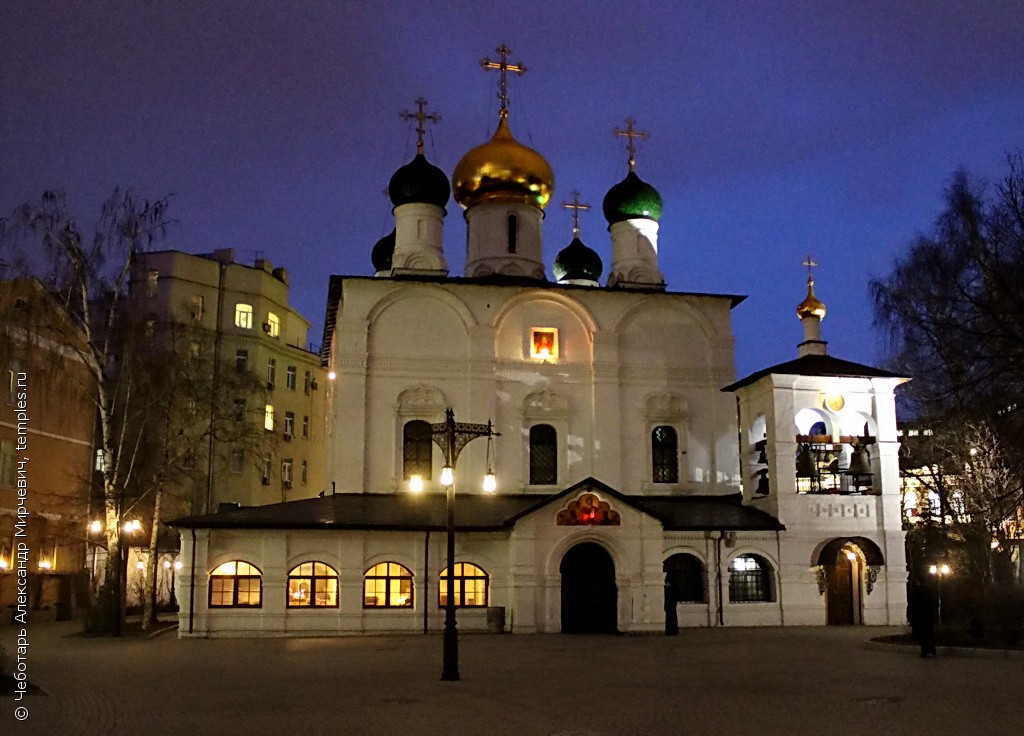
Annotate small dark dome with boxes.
[388,153,450,208]
[371,229,396,272]
[602,171,663,225]
[553,237,603,283]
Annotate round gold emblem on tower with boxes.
[452,115,554,210]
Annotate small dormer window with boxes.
[530,328,558,361]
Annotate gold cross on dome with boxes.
[562,190,591,238]
[802,254,818,281]
[614,116,648,172]
[481,43,527,118]
[400,98,441,155]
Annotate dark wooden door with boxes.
[827,556,855,625]
[560,542,618,633]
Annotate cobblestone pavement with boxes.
[3,623,1024,735]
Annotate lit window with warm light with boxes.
[264,404,275,431]
[209,560,262,607]
[234,303,253,329]
[438,563,489,608]
[266,312,280,337]
[530,327,558,361]
[287,562,339,608]
[363,562,413,608]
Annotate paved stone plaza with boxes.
[3,623,1023,735]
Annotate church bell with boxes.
[754,469,770,495]
[796,444,819,478]
[754,438,768,465]
[846,444,872,476]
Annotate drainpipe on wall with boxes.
[423,530,430,635]
[188,528,197,634]
[715,530,724,626]
[205,262,227,514]
[775,530,785,626]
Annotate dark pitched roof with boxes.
[721,353,907,393]
[168,477,783,532]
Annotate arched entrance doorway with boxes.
[560,542,617,633]
[826,545,864,625]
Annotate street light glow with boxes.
[940,563,950,575]
[440,465,454,487]
[89,519,103,534]
[408,474,424,493]
[483,471,497,493]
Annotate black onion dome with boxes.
[371,229,396,272]
[553,237,603,283]
[388,153,450,208]
[602,170,663,224]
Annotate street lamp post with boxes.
[413,407,499,682]
[928,562,951,624]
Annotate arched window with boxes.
[209,561,262,608]
[728,554,774,603]
[363,562,414,608]
[438,563,489,608]
[529,424,557,485]
[403,420,433,479]
[664,553,706,603]
[652,426,679,483]
[507,213,518,253]
[287,562,338,607]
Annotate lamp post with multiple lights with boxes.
[408,407,499,682]
[929,562,951,624]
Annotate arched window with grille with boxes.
[529,424,557,485]
[403,420,433,480]
[363,562,414,608]
[438,563,489,608]
[664,553,706,603]
[208,560,262,608]
[728,554,774,603]
[287,562,339,607]
[652,425,679,483]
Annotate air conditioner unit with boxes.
[283,432,292,442]
[262,322,272,333]
[261,477,271,486]
[266,381,274,391]
[283,481,292,490]
[310,380,319,391]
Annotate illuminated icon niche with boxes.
[530,327,558,361]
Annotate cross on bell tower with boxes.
[481,43,527,119]
[562,190,590,238]
[400,98,441,155]
[802,254,818,282]
[614,116,648,173]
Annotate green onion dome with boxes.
[371,229,396,272]
[388,153,450,208]
[602,171,663,225]
[553,237,603,283]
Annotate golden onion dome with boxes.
[797,276,827,320]
[452,115,554,210]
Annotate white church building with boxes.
[171,50,908,638]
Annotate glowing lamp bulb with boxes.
[408,474,424,493]
[174,560,182,570]
[929,565,938,575]
[538,348,550,359]
[0,559,8,570]
[940,564,950,575]
[164,560,172,569]
[39,560,52,570]
[89,520,103,534]
[845,551,857,561]
[327,370,337,381]
[483,471,497,493]
[440,465,454,487]
[136,561,145,570]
